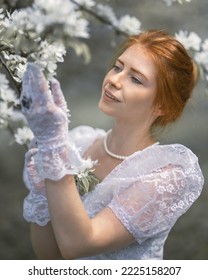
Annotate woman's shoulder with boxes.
[141,142,200,166]
[69,125,106,155]
[122,142,204,181]
[110,142,204,198]
[156,143,201,169]
[155,142,197,157]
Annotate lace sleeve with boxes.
[108,164,203,244]
[23,187,50,226]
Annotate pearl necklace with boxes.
[103,129,160,160]
[103,129,129,160]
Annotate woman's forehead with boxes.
[118,45,157,81]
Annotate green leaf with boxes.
[75,171,100,196]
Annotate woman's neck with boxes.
[106,123,156,158]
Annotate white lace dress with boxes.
[69,125,204,260]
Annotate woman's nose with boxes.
[109,73,123,89]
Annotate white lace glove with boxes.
[22,137,50,225]
[20,63,93,181]
[23,140,44,191]
[22,78,69,225]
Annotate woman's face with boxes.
[99,44,161,127]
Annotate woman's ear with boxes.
[154,105,164,117]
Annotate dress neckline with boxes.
[86,139,160,191]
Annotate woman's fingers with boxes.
[50,78,68,114]
[21,63,53,113]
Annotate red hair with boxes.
[111,30,197,127]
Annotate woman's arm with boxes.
[31,222,63,259]
[20,64,134,259]
[44,175,134,260]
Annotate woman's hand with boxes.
[20,63,69,150]
[20,63,93,182]
[23,74,71,190]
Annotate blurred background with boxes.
[0,0,207,259]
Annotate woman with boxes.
[21,29,204,260]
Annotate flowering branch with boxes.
[175,30,208,84]
[0,0,207,148]
[0,0,143,147]
[71,0,130,37]
[0,53,21,95]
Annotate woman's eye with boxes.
[113,65,121,72]
[131,76,142,84]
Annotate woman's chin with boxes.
[98,101,115,117]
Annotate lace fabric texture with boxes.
[23,125,204,257]
[21,63,91,182]
[35,138,94,181]
[23,138,50,225]
[21,65,101,225]
[23,187,50,226]
[22,127,105,226]
[70,126,204,260]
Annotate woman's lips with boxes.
[104,90,121,102]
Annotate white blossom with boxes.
[163,0,191,6]
[0,8,5,20]
[194,50,208,81]
[77,157,95,177]
[0,101,13,118]
[33,0,90,38]
[117,15,141,35]
[175,30,202,51]
[202,39,208,51]
[0,88,18,104]
[15,63,27,82]
[194,52,208,66]
[30,41,66,78]
[2,52,27,82]
[0,73,19,128]
[175,30,208,81]
[14,126,34,146]
[2,9,35,36]
[0,102,13,128]
[187,32,202,51]
[96,4,118,26]
[0,0,208,147]
[2,0,90,41]
[65,16,90,39]
[0,74,18,104]
[74,0,96,8]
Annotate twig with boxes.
[71,0,128,37]
[0,54,27,150]
[0,53,21,96]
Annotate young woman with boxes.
[21,29,204,260]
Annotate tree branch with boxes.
[0,53,22,97]
[71,0,128,37]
